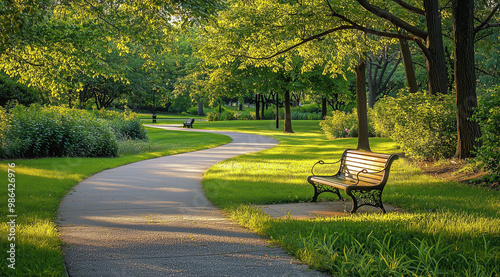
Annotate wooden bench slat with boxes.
[345,155,388,165]
[347,150,392,160]
[344,162,385,173]
[345,175,382,184]
[308,149,399,213]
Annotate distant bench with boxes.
[307,149,399,213]
[183,118,195,128]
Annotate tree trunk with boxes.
[255,93,261,120]
[453,0,481,159]
[399,38,418,93]
[321,97,327,119]
[197,98,205,116]
[284,90,294,133]
[423,0,449,95]
[275,92,279,129]
[261,94,265,119]
[355,58,371,151]
[367,60,377,108]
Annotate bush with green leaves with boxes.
[319,109,359,139]
[0,107,8,158]
[474,86,500,182]
[206,109,237,121]
[371,91,456,160]
[236,111,255,120]
[2,105,118,158]
[92,108,147,140]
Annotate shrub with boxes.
[219,110,237,121]
[206,110,238,121]
[371,91,456,160]
[320,110,358,139]
[0,107,9,158]
[236,111,255,120]
[206,111,220,121]
[187,106,199,115]
[92,108,147,140]
[473,86,500,182]
[263,109,277,120]
[1,105,119,158]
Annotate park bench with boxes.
[183,118,195,128]
[307,149,399,213]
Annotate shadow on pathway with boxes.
[57,125,327,277]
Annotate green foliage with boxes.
[0,107,8,158]
[2,105,118,158]
[0,127,231,276]
[206,111,219,121]
[199,120,500,277]
[0,73,40,106]
[372,91,457,160]
[235,111,255,120]
[474,86,500,182]
[92,108,147,140]
[319,109,359,139]
[0,105,148,159]
[206,110,237,121]
[187,106,199,115]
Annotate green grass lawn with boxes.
[1,119,499,276]
[0,127,231,277]
[197,120,500,276]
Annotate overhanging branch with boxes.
[355,0,427,39]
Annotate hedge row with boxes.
[0,105,146,159]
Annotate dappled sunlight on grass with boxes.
[0,220,65,276]
[0,126,231,276]
[0,163,83,181]
[200,120,500,276]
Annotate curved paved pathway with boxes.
[57,125,326,277]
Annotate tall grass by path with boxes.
[198,120,500,276]
[0,127,231,276]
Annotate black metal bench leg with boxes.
[308,177,343,202]
[346,191,359,213]
[347,189,386,214]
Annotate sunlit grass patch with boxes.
[0,126,230,276]
[201,120,500,276]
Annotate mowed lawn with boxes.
[196,120,500,276]
[1,120,499,276]
[0,127,231,277]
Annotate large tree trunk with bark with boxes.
[197,98,205,116]
[423,0,449,95]
[399,38,418,93]
[255,93,261,120]
[453,0,481,159]
[321,97,327,119]
[284,90,294,133]
[355,58,371,151]
[275,92,279,129]
[261,94,266,119]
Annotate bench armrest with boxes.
[353,167,387,185]
[311,159,341,176]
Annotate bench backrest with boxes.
[338,149,399,187]
[186,118,194,123]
